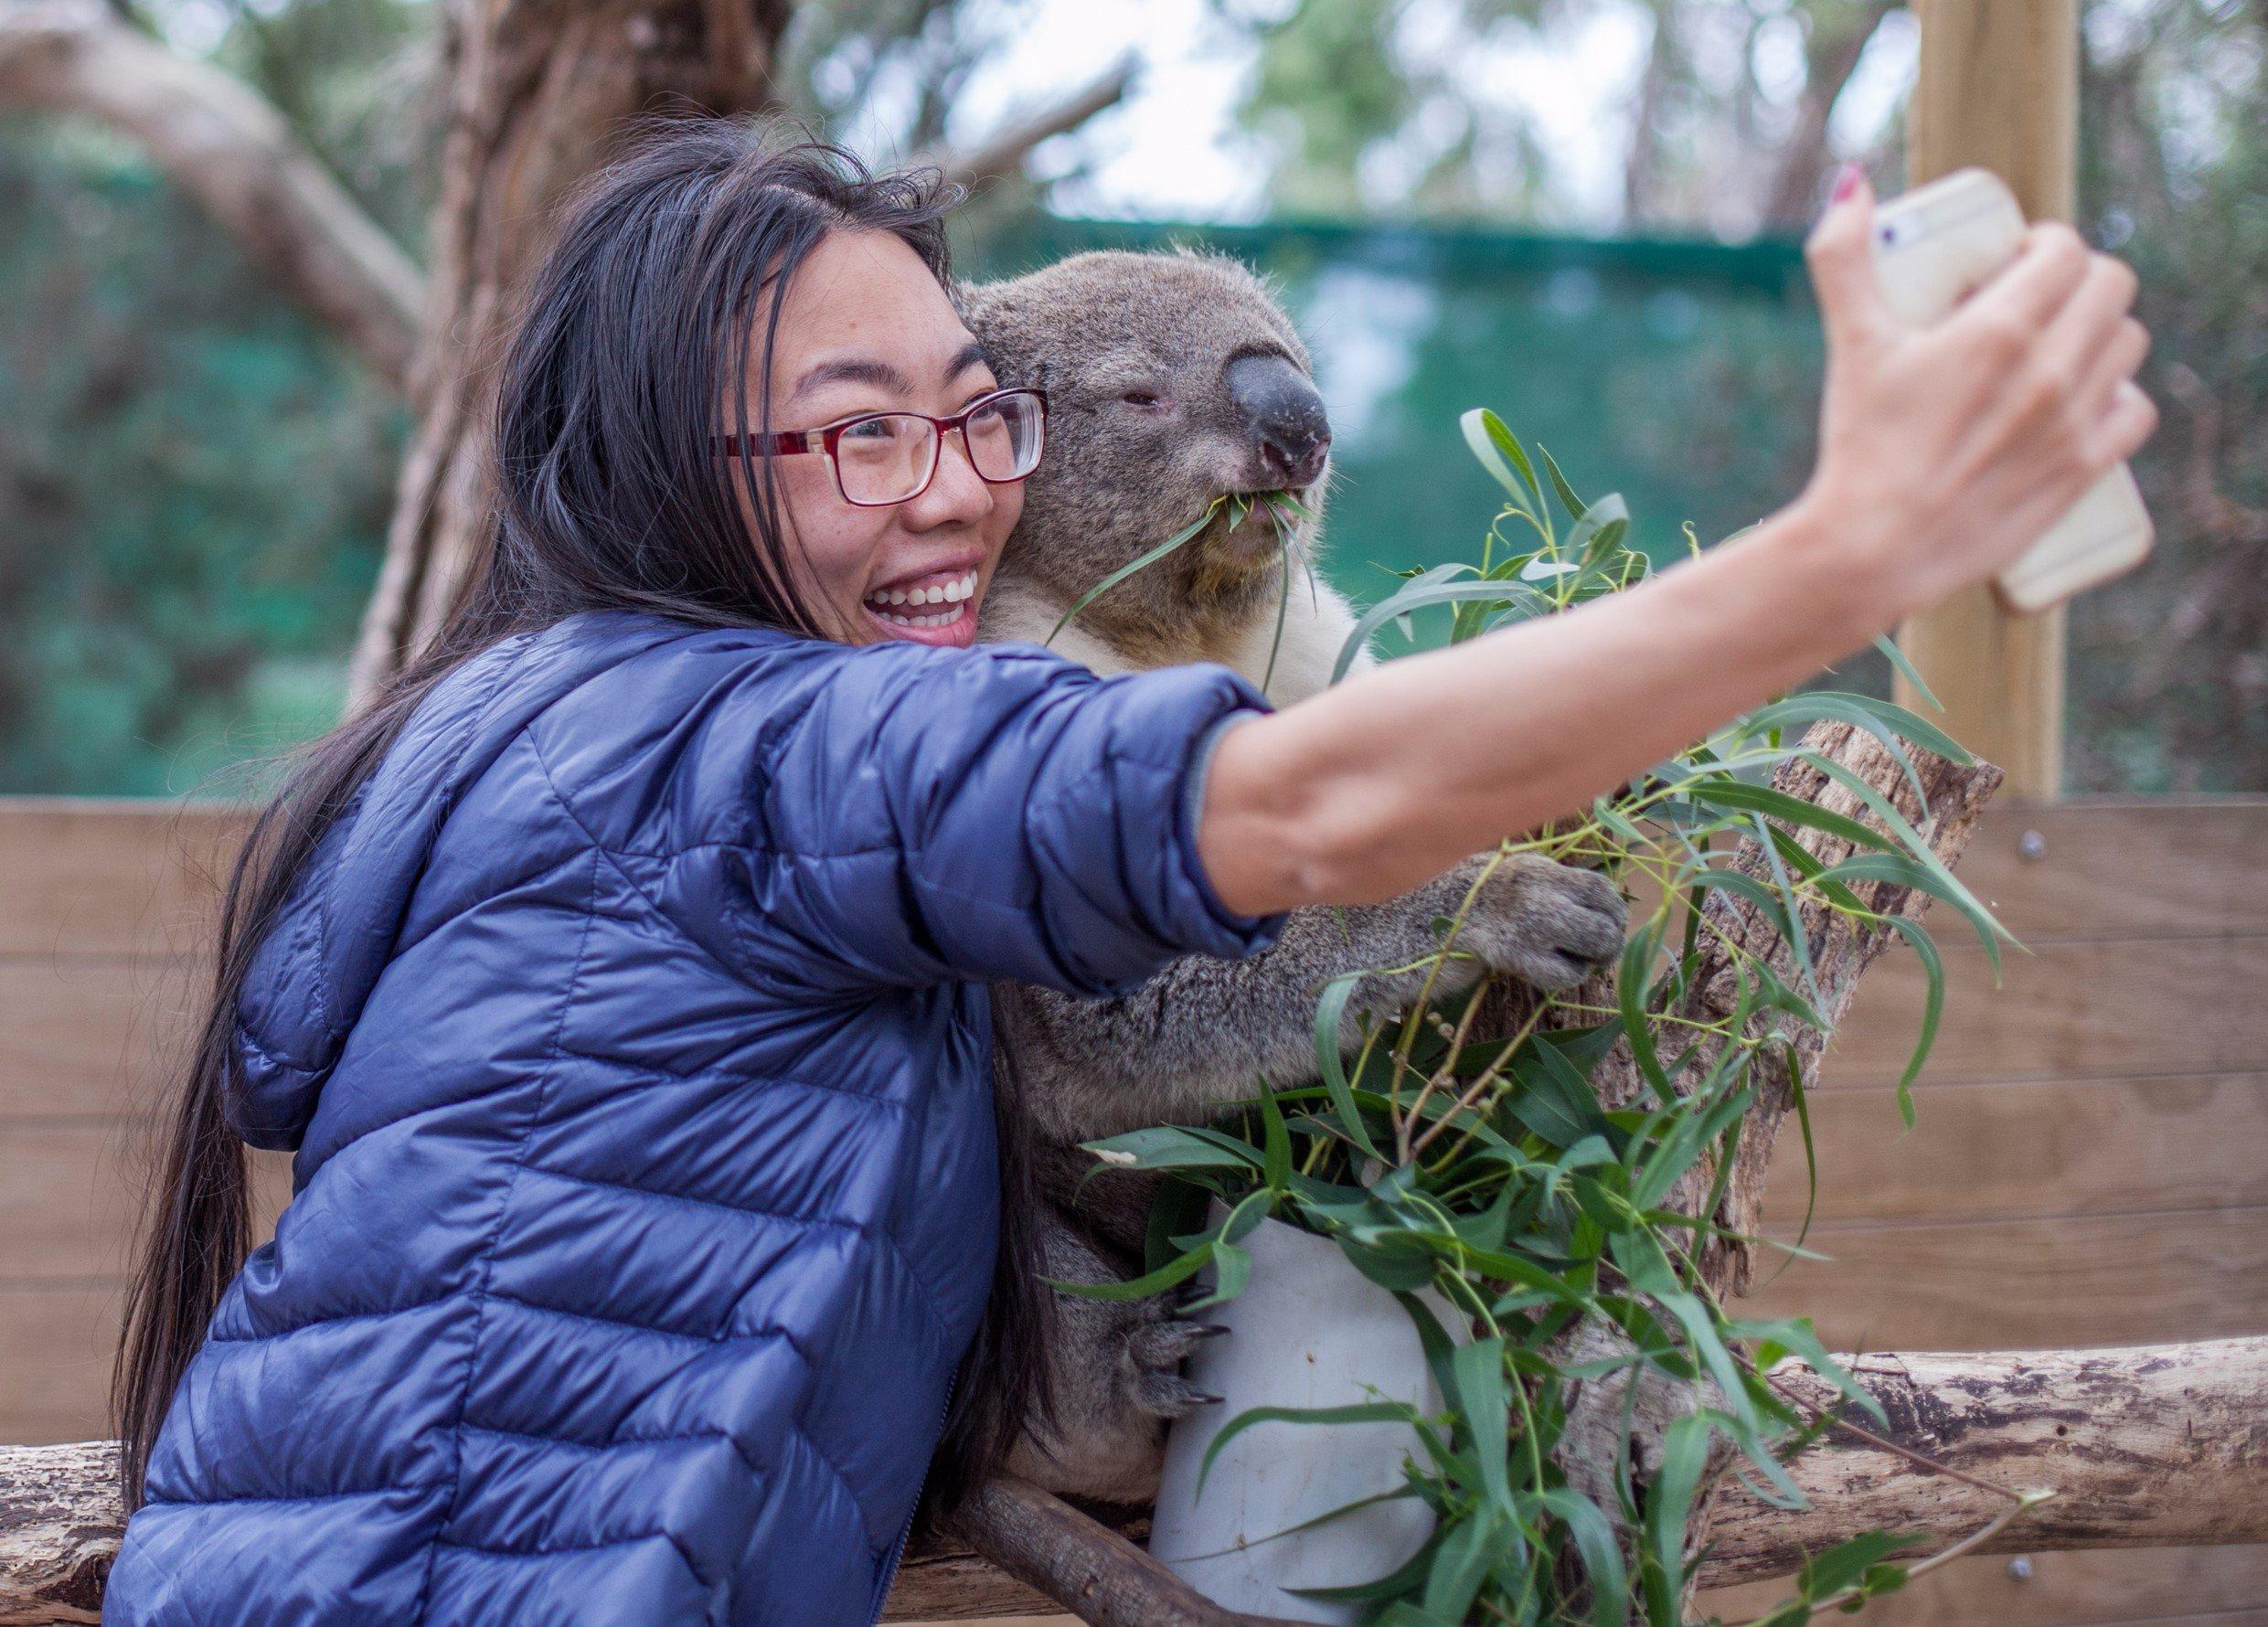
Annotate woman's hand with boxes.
[1796,169,2158,620]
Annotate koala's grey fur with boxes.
[958,250,1627,1504]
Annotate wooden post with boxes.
[1893,0,2080,798]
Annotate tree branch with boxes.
[0,0,424,388]
[1700,1336,2268,1586]
[922,52,1137,195]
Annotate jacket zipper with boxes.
[867,1371,958,1626]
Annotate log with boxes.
[13,1331,2268,1627]
[1702,1337,2268,1586]
[0,1441,111,1626]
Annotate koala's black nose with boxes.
[1226,353,1331,490]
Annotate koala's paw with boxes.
[1017,1289,1224,1503]
[1124,1302,1228,1420]
[1456,853,1629,992]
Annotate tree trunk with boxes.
[346,0,793,698]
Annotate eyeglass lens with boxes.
[836,393,1043,505]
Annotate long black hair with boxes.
[115,115,1051,1523]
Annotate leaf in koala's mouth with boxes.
[1045,495,1227,645]
[1044,490,1316,653]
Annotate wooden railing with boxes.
[2,795,2263,1625]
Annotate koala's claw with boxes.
[1125,1314,1229,1420]
[1461,855,1629,993]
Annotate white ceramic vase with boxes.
[1146,1213,1449,1624]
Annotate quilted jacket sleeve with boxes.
[692,639,1286,999]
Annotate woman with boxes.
[104,121,2153,1624]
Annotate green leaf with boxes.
[1615,914,1678,1108]
[1874,633,1943,712]
[1688,780,1889,854]
[1879,914,1943,1128]
[1333,578,1552,683]
[1047,499,1220,643]
[1258,1077,1293,1191]
[1510,1038,1616,1148]
[1144,1176,1212,1275]
[1751,811,1826,1013]
[1818,850,2007,975]
[1644,1412,1713,1613]
[1460,408,1541,519]
[1799,1529,1918,1600]
[1800,752,2017,966]
[1536,443,1588,524]
[1047,1239,1212,1302]
[1534,1487,1631,1627]
[1262,508,1295,693]
[1661,1292,1756,1429]
[1448,1337,1513,1515]
[1081,1125,1260,1173]
[1314,973,1387,1161]
[1197,1400,1430,1498]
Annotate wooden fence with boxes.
[2,795,2263,1625]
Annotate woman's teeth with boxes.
[866,569,977,626]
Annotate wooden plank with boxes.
[0,1121,292,1282]
[0,956,203,1121]
[1824,935,2268,1084]
[1761,1071,2268,1226]
[1741,1207,2268,1352]
[3,797,2260,954]
[0,1281,122,1443]
[16,923,2258,1131]
[1700,1545,2268,1625]
[0,800,241,960]
[1893,0,2080,796]
[1946,800,2268,941]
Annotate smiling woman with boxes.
[97,117,2152,1627]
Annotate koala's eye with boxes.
[1119,388,1166,409]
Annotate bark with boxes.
[345,0,795,700]
[0,1441,112,1626]
[0,0,423,388]
[933,1477,1314,1627]
[1704,1337,2268,1585]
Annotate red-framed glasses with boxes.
[713,387,1049,508]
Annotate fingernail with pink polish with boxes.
[1830,164,1863,204]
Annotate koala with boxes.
[957,250,1628,1502]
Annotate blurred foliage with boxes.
[0,0,2260,793]
[0,129,400,797]
[2069,0,2268,793]
[1224,0,1903,229]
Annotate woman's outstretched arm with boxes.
[1198,172,2158,918]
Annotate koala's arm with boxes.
[1006,1207,1222,1504]
[1000,853,1625,1144]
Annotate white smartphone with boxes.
[1869,166,2154,614]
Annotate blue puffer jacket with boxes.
[104,608,1280,1626]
